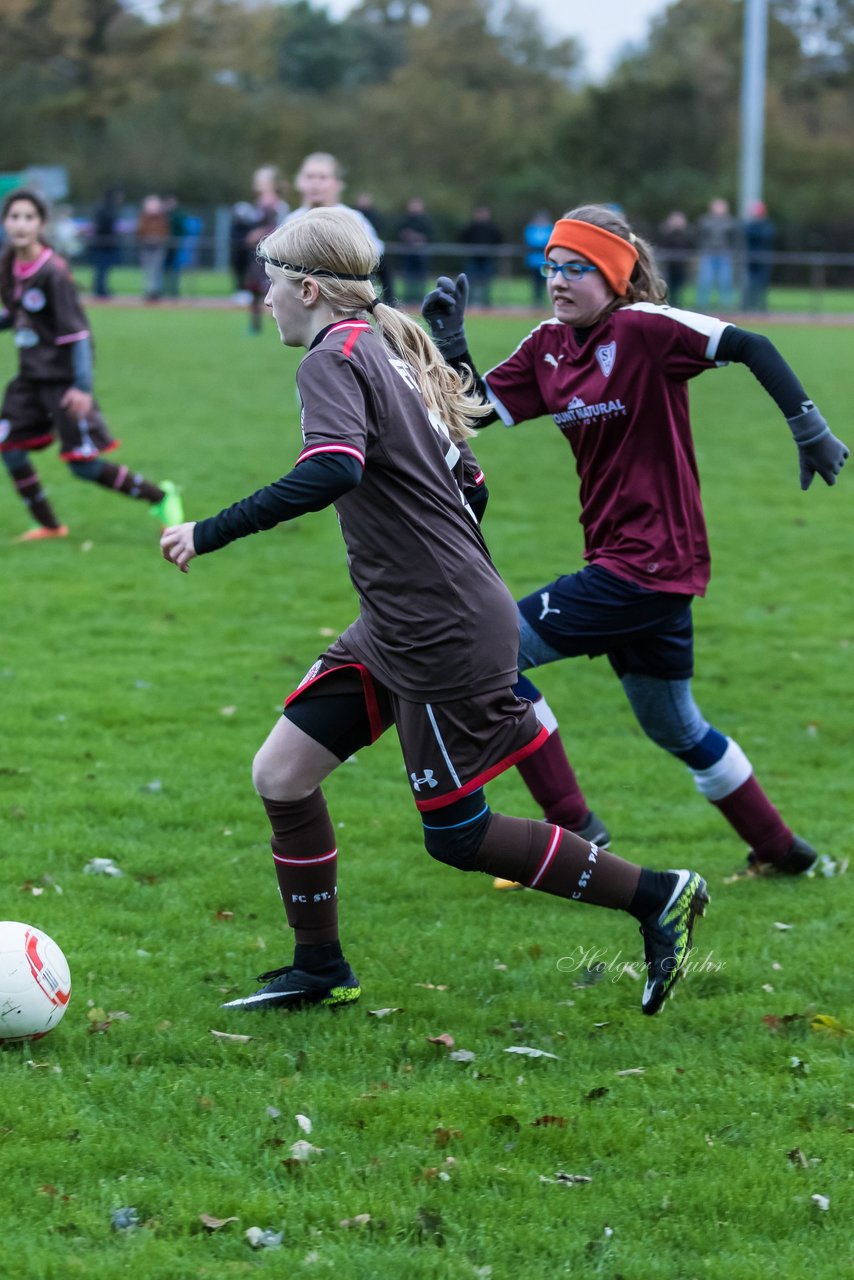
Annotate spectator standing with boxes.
[695,197,738,311]
[523,210,552,307]
[742,201,776,312]
[136,195,169,302]
[286,153,383,260]
[162,195,188,299]
[90,187,123,299]
[657,210,694,309]
[395,197,433,304]
[459,205,503,307]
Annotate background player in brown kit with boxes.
[421,204,848,883]
[161,206,708,1018]
[0,190,184,541]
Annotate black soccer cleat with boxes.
[221,961,361,1012]
[575,810,611,849]
[639,869,709,1016]
[747,834,818,877]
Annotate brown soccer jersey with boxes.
[1,248,91,383]
[294,320,519,702]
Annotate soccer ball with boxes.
[0,921,72,1043]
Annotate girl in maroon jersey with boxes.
[422,204,848,880]
[160,206,707,1018]
[0,190,183,541]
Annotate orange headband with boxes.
[545,219,639,296]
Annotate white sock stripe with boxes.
[272,848,338,866]
[532,696,559,735]
[528,825,562,888]
[691,738,753,801]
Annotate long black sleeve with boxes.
[716,325,811,419]
[193,452,363,555]
[447,348,499,428]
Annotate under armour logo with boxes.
[539,591,560,621]
[410,769,438,791]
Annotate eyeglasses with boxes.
[539,261,599,281]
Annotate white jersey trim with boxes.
[483,378,515,426]
[625,302,732,363]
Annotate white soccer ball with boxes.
[0,920,72,1043]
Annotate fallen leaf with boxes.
[210,1030,254,1043]
[245,1226,284,1249]
[83,857,123,877]
[616,1068,645,1077]
[584,1087,609,1102]
[415,983,449,990]
[289,1140,323,1162]
[810,1014,849,1037]
[554,1171,592,1185]
[531,1115,567,1128]
[295,1113,313,1134]
[504,1046,559,1060]
[111,1207,139,1231]
[811,1194,830,1212]
[220,706,237,717]
[434,1127,462,1147]
[448,1049,476,1062]
[774,922,793,931]
[426,1033,455,1049]
[339,1214,372,1228]
[367,1008,403,1018]
[199,1213,239,1232]
[787,1148,809,1169]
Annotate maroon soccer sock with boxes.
[8,462,62,528]
[474,812,640,909]
[92,461,164,503]
[515,726,590,829]
[260,790,340,945]
[710,774,793,862]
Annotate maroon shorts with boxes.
[0,377,119,461]
[283,639,548,812]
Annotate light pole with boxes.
[738,0,769,218]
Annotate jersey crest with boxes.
[595,341,616,377]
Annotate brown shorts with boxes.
[0,377,118,461]
[283,639,548,812]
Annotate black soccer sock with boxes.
[73,459,164,503]
[7,460,63,528]
[626,868,678,922]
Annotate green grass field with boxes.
[1,309,852,1279]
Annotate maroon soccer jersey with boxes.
[294,319,518,701]
[484,303,733,596]
[0,249,90,383]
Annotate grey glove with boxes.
[786,403,849,490]
[421,273,469,359]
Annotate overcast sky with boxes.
[324,0,674,80]
[524,0,673,78]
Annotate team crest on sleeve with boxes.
[22,288,47,312]
[595,341,616,377]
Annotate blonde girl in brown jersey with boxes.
[161,206,708,1020]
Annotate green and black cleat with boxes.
[639,869,709,1016]
[221,962,361,1012]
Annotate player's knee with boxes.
[422,799,491,872]
[252,745,307,802]
[2,445,28,473]
[621,673,708,755]
[68,458,102,481]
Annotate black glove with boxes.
[421,273,469,359]
[786,403,849,490]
